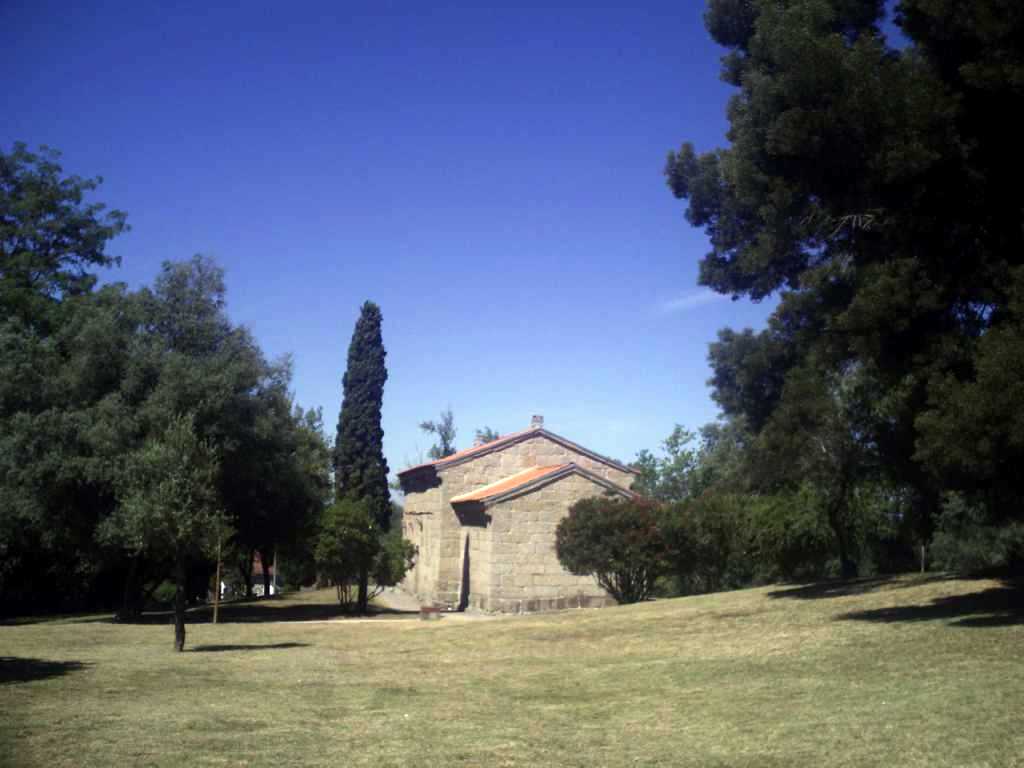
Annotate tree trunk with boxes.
[238,549,254,599]
[173,554,187,652]
[827,490,858,580]
[119,554,142,620]
[213,535,222,625]
[357,567,369,614]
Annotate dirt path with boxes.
[373,587,496,621]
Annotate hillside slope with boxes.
[1,575,1021,767]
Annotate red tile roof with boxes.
[449,464,571,503]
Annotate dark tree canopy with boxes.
[668,0,1024,528]
[0,144,331,618]
[333,301,390,532]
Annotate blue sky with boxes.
[3,1,783,471]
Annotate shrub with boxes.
[664,493,753,594]
[315,498,417,609]
[931,493,1024,575]
[315,499,380,608]
[555,496,670,604]
[745,486,835,582]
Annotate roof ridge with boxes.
[397,427,638,477]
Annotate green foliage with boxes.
[333,301,390,531]
[474,426,501,444]
[555,496,670,604]
[667,0,1024,543]
[314,499,415,610]
[420,407,457,459]
[102,413,220,557]
[0,145,330,617]
[151,580,178,607]
[0,142,128,332]
[664,493,753,594]
[745,487,837,582]
[634,421,749,503]
[632,426,699,502]
[915,267,1024,512]
[372,531,417,592]
[100,413,221,650]
[315,498,380,609]
[930,493,1024,575]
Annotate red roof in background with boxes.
[448,464,571,503]
[251,552,274,577]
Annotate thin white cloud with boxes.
[659,289,728,314]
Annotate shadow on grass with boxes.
[190,642,310,653]
[3,597,419,627]
[0,657,89,684]
[126,599,418,626]
[0,614,115,627]
[767,573,1023,627]
[766,574,959,601]
[836,586,1024,627]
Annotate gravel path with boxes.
[374,588,496,621]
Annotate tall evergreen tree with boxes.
[333,301,390,612]
[666,0,1024,535]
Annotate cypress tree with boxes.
[333,301,390,612]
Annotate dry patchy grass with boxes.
[1,575,1022,767]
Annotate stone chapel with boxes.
[398,416,639,613]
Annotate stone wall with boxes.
[468,472,615,613]
[400,431,634,610]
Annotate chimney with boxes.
[530,414,544,430]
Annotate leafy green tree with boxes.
[555,497,670,604]
[0,144,134,615]
[915,267,1024,520]
[930,493,1024,575]
[333,301,390,613]
[420,408,457,459]
[633,426,700,502]
[315,499,415,610]
[750,365,872,577]
[690,419,749,496]
[102,414,220,651]
[664,493,753,594]
[372,531,417,596]
[0,143,330,617]
[315,499,379,609]
[633,420,750,502]
[666,0,1024,537]
[0,143,128,333]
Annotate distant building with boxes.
[251,551,278,597]
[398,416,638,613]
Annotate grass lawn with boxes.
[2,575,1021,767]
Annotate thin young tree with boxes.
[103,413,220,651]
[333,301,390,614]
[420,407,457,459]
